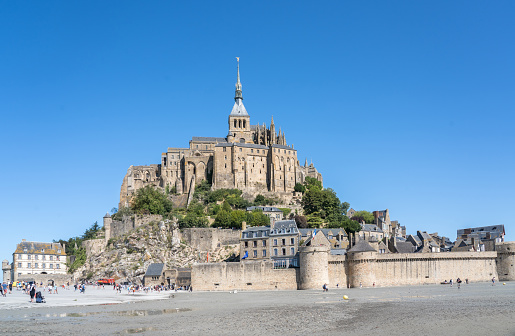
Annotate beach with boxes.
[0,282,513,335]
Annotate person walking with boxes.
[492,277,496,286]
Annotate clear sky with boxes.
[1,1,514,261]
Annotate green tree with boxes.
[351,210,375,224]
[230,210,247,229]
[279,208,291,219]
[294,183,306,193]
[246,210,270,227]
[304,176,322,191]
[131,185,173,215]
[214,210,231,228]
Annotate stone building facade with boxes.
[119,60,322,208]
[11,240,68,282]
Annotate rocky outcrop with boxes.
[74,218,239,284]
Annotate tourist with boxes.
[54,285,58,294]
[450,279,453,287]
[359,282,362,289]
[492,277,495,286]
[29,284,36,303]
[457,278,462,289]
[9,282,12,293]
[0,283,4,297]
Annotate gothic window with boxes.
[243,120,246,128]
[239,120,242,128]
[225,155,227,160]
[240,138,245,143]
[224,164,227,168]
[234,120,237,128]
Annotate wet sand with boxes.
[0,282,514,335]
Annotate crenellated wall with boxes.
[191,243,514,291]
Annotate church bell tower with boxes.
[228,58,252,143]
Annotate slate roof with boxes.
[330,249,347,255]
[347,240,377,253]
[215,142,269,149]
[271,220,298,236]
[298,228,348,238]
[14,241,67,256]
[395,242,416,253]
[191,137,227,143]
[230,100,249,116]
[241,226,270,239]
[361,224,382,232]
[247,206,282,213]
[145,263,164,277]
[272,144,296,151]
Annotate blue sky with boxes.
[1,1,514,260]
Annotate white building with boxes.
[12,240,68,281]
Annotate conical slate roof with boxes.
[347,239,377,253]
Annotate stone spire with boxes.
[270,116,276,145]
[235,57,242,101]
[230,57,248,117]
[305,158,308,167]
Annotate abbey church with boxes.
[119,60,322,207]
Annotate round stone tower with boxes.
[298,245,329,290]
[347,240,377,288]
[496,241,515,281]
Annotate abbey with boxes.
[120,60,322,207]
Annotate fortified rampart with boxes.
[104,213,163,241]
[192,260,298,291]
[192,243,514,291]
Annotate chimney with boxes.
[242,221,247,231]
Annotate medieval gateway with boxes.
[119,59,322,208]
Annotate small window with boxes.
[262,240,267,247]
[27,263,31,268]
[244,242,248,248]
[291,247,295,255]
[49,264,53,269]
[262,250,267,257]
[253,250,257,258]
[41,249,44,253]
[239,148,242,152]
[57,249,61,253]
[251,149,253,153]
[17,262,21,267]
[35,263,38,268]
[56,264,60,269]
[223,147,227,152]
[290,238,295,245]
[253,241,257,247]
[273,239,277,246]
[274,249,278,256]
[257,150,260,153]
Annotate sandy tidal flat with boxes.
[0,282,514,335]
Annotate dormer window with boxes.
[23,248,27,253]
[57,249,61,253]
[41,249,44,253]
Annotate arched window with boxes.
[239,120,242,128]
[234,120,237,128]
[243,120,246,128]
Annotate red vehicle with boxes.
[97,278,115,285]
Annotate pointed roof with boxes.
[230,57,249,117]
[348,239,377,253]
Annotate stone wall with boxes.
[328,255,348,288]
[192,260,298,291]
[364,252,498,287]
[182,228,241,252]
[17,273,73,286]
[109,214,163,239]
